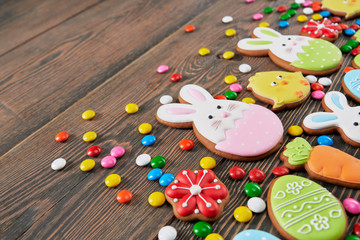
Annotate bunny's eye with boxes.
[271,82,277,86]
[282,44,286,46]
[288,37,291,40]
[354,122,359,126]
[208,115,213,119]
[276,75,283,79]
[217,105,221,109]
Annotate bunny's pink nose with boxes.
[221,112,229,118]
[290,41,297,46]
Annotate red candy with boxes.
[350,24,360,31]
[170,73,182,82]
[339,24,349,30]
[277,6,287,12]
[354,222,360,237]
[55,131,69,142]
[215,95,227,100]
[351,48,360,56]
[229,166,245,180]
[117,190,133,203]
[87,145,101,157]
[311,82,324,91]
[179,139,194,150]
[345,66,355,73]
[272,166,290,176]
[312,1,321,11]
[185,25,195,32]
[249,168,266,183]
[331,17,341,23]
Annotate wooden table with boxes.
[1,0,359,239]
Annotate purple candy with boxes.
[311,90,325,100]
[101,156,117,168]
[110,146,125,158]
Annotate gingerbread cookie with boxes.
[302,91,360,147]
[165,169,229,222]
[352,54,360,69]
[236,27,342,76]
[268,175,347,240]
[322,0,360,20]
[300,18,342,42]
[281,137,360,189]
[156,84,284,161]
[342,69,360,103]
[247,71,310,111]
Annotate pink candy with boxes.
[157,65,169,73]
[110,146,125,158]
[302,1,313,7]
[101,156,117,168]
[343,198,360,215]
[252,13,263,20]
[246,0,255,2]
[311,90,325,100]
[230,83,243,92]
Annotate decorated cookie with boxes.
[300,18,342,42]
[165,169,230,222]
[353,54,360,69]
[247,71,310,111]
[268,175,347,240]
[302,91,360,147]
[280,137,360,189]
[342,69,360,103]
[156,84,284,161]
[322,0,360,20]
[236,27,342,76]
[232,229,280,240]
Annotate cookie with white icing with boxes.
[232,229,280,240]
[300,18,342,42]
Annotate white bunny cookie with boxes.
[236,27,343,76]
[156,84,284,161]
[303,91,360,147]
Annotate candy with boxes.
[277,6,287,12]
[150,156,166,168]
[200,156,216,169]
[82,110,95,120]
[305,75,317,83]
[230,83,242,92]
[347,40,360,49]
[87,145,101,157]
[311,82,324,91]
[138,123,152,134]
[343,198,360,215]
[244,182,262,197]
[312,3,321,12]
[311,90,325,100]
[158,226,177,240]
[225,28,236,37]
[160,95,173,104]
[332,17,342,23]
[247,197,266,213]
[147,168,163,180]
[291,2,300,9]
[205,233,224,240]
[303,7,313,15]
[340,24,350,30]
[159,173,175,187]
[101,156,117,168]
[142,135,156,146]
[185,25,195,32]
[83,131,97,142]
[295,0,305,3]
[252,13,263,20]
[288,125,303,136]
[345,67,355,73]
[345,235,360,240]
[170,73,182,82]
[229,166,245,180]
[234,206,253,222]
[80,159,95,171]
[249,168,265,183]
[222,16,233,24]
[297,14,308,22]
[317,135,334,146]
[272,166,290,176]
[287,9,297,17]
[318,77,332,86]
[312,13,323,20]
[55,131,69,142]
[224,75,237,84]
[125,103,139,113]
[198,48,210,56]
[264,7,273,14]
[193,221,212,238]
[259,22,270,27]
[116,190,132,203]
[222,51,235,59]
[239,63,251,73]
[51,158,66,171]
[357,19,360,25]
[352,48,360,56]
[345,28,357,36]
[136,153,151,166]
[179,139,194,150]
[242,97,255,103]
[350,24,360,31]
[280,13,291,20]
[148,192,165,207]
[353,222,360,237]
[224,90,237,100]
[303,0,313,7]
[279,20,289,28]
[105,174,121,187]
[110,146,125,158]
[215,95,226,100]
[157,65,169,73]
[320,10,331,17]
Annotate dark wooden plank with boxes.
[0,0,217,156]
[0,0,102,56]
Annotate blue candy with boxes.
[233,230,280,240]
[320,10,331,18]
[279,20,289,28]
[356,19,360,25]
[159,173,175,187]
[344,28,356,36]
[142,135,156,146]
[147,168,163,180]
[317,135,334,146]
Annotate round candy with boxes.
[205,233,224,240]
[125,103,139,113]
[159,173,175,187]
[151,156,166,168]
[148,168,163,180]
[272,166,290,176]
[259,22,270,27]
[244,182,262,197]
[264,7,273,14]
[222,51,235,60]
[280,13,291,20]
[312,13,323,20]
[357,19,360,25]
[247,197,266,213]
[279,20,289,28]
[347,40,360,49]
[215,95,226,100]
[297,14,308,22]
[230,83,242,92]
[170,73,182,82]
[277,6,287,12]
[83,131,97,142]
[193,221,212,238]
[224,75,237,84]
[311,90,325,100]
[117,190,133,203]
[303,0,313,7]
[305,75,317,83]
[87,145,101,157]
[332,16,342,23]
[345,67,355,73]
[239,63,251,73]
[138,123,152,134]
[110,146,125,158]
[157,64,169,73]
[352,48,360,56]
[234,206,253,222]
[340,24,350,30]
[287,9,297,16]
[82,110,95,120]
[55,131,69,142]
[311,82,324,91]
[101,156,117,168]
[224,90,237,100]
[350,24,360,31]
[185,25,195,32]
[353,222,360,237]
[199,48,210,56]
[222,16,233,24]
[252,13,263,20]
[312,3,321,12]
[136,153,151,166]
[51,158,66,171]
[344,28,356,36]
[242,97,255,104]
[345,235,360,240]
[249,168,266,183]
[229,166,245,180]
[317,135,334,146]
[200,157,216,169]
[225,28,236,37]
[158,226,177,240]
[80,159,95,172]
[142,135,156,146]
[295,0,305,3]
[288,125,303,136]
[291,2,300,9]
[148,192,165,207]
[343,198,360,215]
[179,139,194,150]
[318,77,332,86]
[160,95,173,104]
[105,174,121,187]
[320,10,331,17]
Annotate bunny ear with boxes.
[157,103,196,125]
[323,91,350,113]
[303,112,339,130]
[179,84,214,105]
[252,27,282,39]
[237,38,273,54]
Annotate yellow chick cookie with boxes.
[322,0,360,20]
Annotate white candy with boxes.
[239,63,252,73]
[222,16,233,24]
[160,95,173,105]
[303,7,314,15]
[247,197,266,213]
[158,226,177,240]
[305,75,317,84]
[318,77,332,86]
[295,0,305,3]
[136,154,151,166]
[51,158,66,171]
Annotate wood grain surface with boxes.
[0,0,359,239]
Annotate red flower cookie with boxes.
[300,18,342,42]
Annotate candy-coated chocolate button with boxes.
[158,226,177,240]
[142,135,156,146]
[332,16,342,23]
[318,77,332,86]
[80,159,95,171]
[244,182,262,197]
[291,2,300,9]
[288,125,303,136]
[138,123,152,134]
[302,0,312,7]
[297,14,308,22]
[200,157,216,169]
[259,21,270,27]
[225,28,236,37]
[277,5,287,12]
[311,90,325,100]
[340,23,350,30]
[242,97,255,103]
[345,67,355,73]
[224,90,237,100]
[249,168,265,183]
[185,25,195,32]
[55,131,69,142]
[82,110,95,120]
[343,198,360,214]
[350,24,360,31]
[136,153,151,167]
[306,75,317,83]
[348,40,360,49]
[229,166,245,180]
[345,28,356,36]
[287,9,297,16]
[160,95,173,104]
[222,51,235,59]
[311,82,324,91]
[224,75,237,84]
[179,139,194,150]
[345,235,360,240]
[87,145,101,157]
[205,233,224,240]
[110,146,125,158]
[151,156,166,168]
[279,20,290,28]
[148,192,165,207]
[83,131,97,142]
[198,48,210,56]
[125,103,139,113]
[215,95,227,100]
[353,222,360,237]
[170,73,182,82]
[159,173,175,187]
[105,174,121,187]
[239,63,251,73]
[101,156,117,168]
[312,13,323,20]
[317,135,333,146]
[148,168,163,180]
[264,7,273,13]
[157,65,169,73]
[234,206,253,222]
[117,190,133,203]
[193,221,212,238]
[252,13,263,20]
[230,83,242,92]
[247,197,266,213]
[222,16,233,24]
[272,166,290,176]
[51,158,66,171]
[280,13,291,20]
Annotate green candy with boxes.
[280,13,291,20]
[264,7,273,14]
[346,40,359,49]
[224,90,238,100]
[345,235,360,240]
[193,221,212,237]
[244,182,262,197]
[150,156,166,168]
[291,2,300,9]
[340,45,353,53]
[287,9,297,16]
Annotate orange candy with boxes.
[117,190,133,203]
[185,25,196,32]
[55,131,69,142]
[215,95,227,100]
[312,1,321,12]
[345,66,355,73]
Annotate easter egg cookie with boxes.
[302,91,360,147]
[247,71,310,111]
[268,175,347,240]
[300,18,342,42]
[232,229,280,240]
[236,27,343,76]
[156,84,284,161]
[342,69,360,103]
[322,0,360,20]
[165,169,230,222]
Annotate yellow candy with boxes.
[200,157,216,169]
[242,97,256,104]
[205,233,224,240]
[125,103,139,114]
[297,14,308,22]
[199,48,210,56]
[82,110,95,120]
[223,51,235,60]
[224,75,237,84]
[225,28,236,37]
[105,174,121,187]
[234,206,253,222]
[259,22,270,27]
[138,123,152,134]
[148,192,165,207]
[83,131,97,142]
[312,13,323,21]
[80,159,95,172]
[288,125,304,136]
